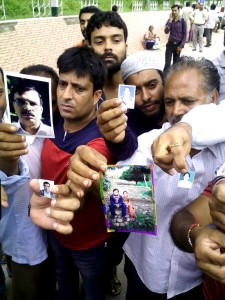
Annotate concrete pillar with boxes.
[51,0,58,16]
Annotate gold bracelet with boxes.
[187,222,201,248]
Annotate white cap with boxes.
[121,50,163,82]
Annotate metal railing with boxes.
[0,0,6,20]
[132,0,143,11]
[111,0,123,12]
[81,0,98,7]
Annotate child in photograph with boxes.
[123,191,136,219]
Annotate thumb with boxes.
[29,179,41,195]
[1,186,9,208]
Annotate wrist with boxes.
[212,176,225,190]
[176,122,192,135]
[187,221,204,248]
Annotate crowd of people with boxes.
[1,3,225,300]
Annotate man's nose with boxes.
[62,86,72,100]
[173,102,186,116]
[23,101,32,109]
[105,39,113,50]
[142,88,151,102]
[84,20,88,29]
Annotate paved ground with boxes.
[0,10,224,73]
[1,10,225,300]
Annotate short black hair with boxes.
[112,4,118,12]
[0,67,4,83]
[12,83,43,105]
[57,46,107,92]
[113,188,119,193]
[171,4,180,10]
[20,64,59,87]
[185,2,190,7]
[86,11,128,44]
[210,3,216,10]
[43,181,50,186]
[183,172,190,177]
[79,5,101,20]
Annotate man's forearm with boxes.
[105,126,137,160]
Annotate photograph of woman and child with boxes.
[101,165,156,234]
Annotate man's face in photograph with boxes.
[13,89,43,129]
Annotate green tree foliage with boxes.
[102,177,111,191]
[119,166,151,185]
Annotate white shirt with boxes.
[120,122,225,298]
[182,6,193,21]
[213,51,225,103]
[205,9,218,28]
[14,121,54,138]
[190,9,208,24]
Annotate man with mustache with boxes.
[120,50,166,135]
[118,56,223,299]
[12,82,53,136]
[62,56,224,299]
[86,10,127,100]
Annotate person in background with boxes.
[213,30,225,103]
[76,5,101,47]
[163,4,187,73]
[190,2,208,52]
[205,3,218,47]
[182,2,193,42]
[142,25,157,50]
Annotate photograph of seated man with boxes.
[109,188,127,220]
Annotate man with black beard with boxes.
[86,11,127,100]
[86,11,128,297]
[87,12,166,160]
[86,12,166,296]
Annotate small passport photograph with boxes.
[118,84,136,109]
[39,179,55,199]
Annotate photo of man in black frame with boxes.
[5,72,54,138]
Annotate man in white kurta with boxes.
[120,56,225,299]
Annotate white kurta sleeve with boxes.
[181,100,225,149]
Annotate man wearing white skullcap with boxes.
[120,50,166,137]
[96,50,167,161]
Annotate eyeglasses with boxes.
[14,98,40,107]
